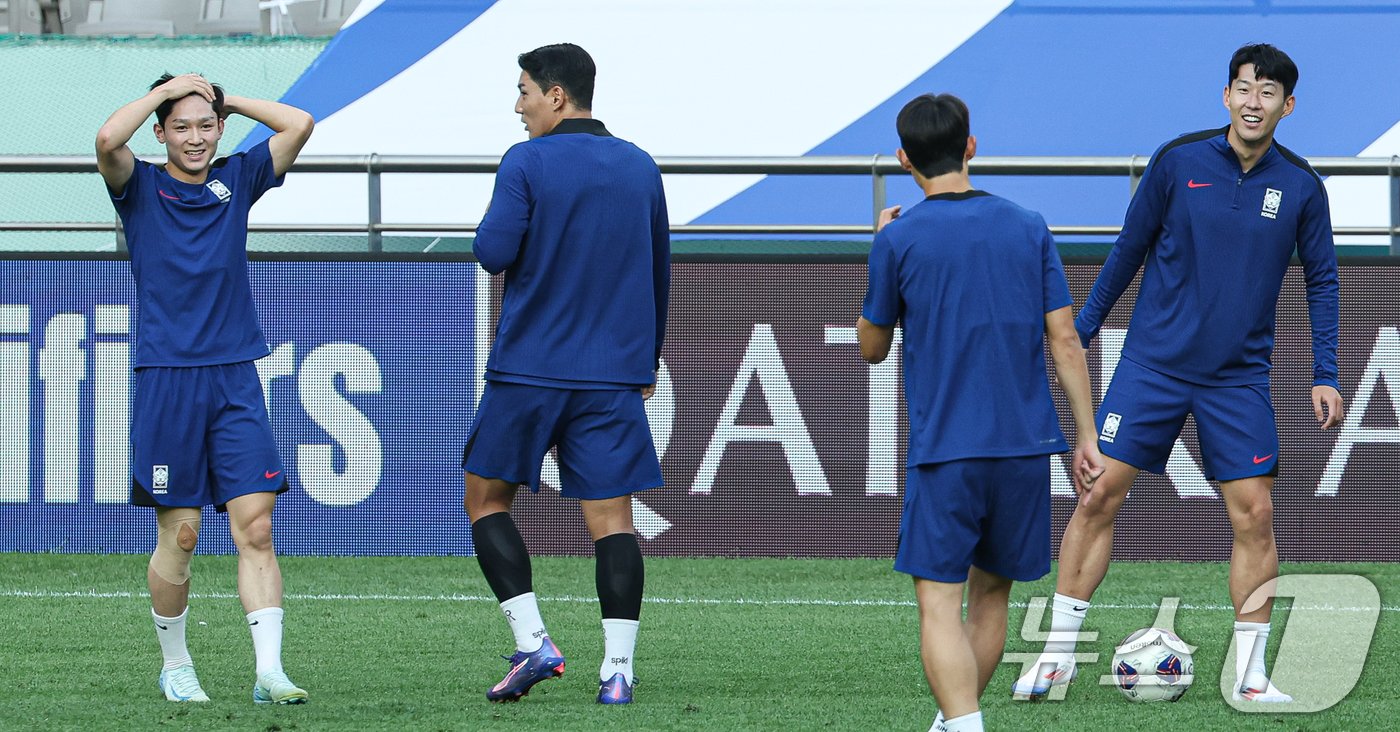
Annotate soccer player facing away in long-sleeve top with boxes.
[463,43,670,706]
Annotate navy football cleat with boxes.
[486,636,565,702]
[597,672,634,704]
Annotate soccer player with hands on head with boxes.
[859,93,1103,732]
[1012,43,1342,705]
[96,72,314,705]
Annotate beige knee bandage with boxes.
[150,508,201,585]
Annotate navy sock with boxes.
[595,533,644,620]
[471,512,532,602]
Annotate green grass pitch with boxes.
[2,555,1395,731]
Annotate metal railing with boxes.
[2,154,1398,253]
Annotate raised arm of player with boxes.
[96,74,215,194]
[221,95,315,178]
[1046,305,1105,496]
[1074,148,1171,348]
[1296,178,1344,429]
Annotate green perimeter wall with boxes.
[0,36,328,251]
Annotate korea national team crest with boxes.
[152,464,169,495]
[1101,412,1123,443]
[1261,188,1282,219]
[207,179,232,203]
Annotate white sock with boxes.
[153,607,192,671]
[1044,593,1090,656]
[1234,620,1271,690]
[501,592,547,653]
[247,607,285,676]
[929,710,945,732]
[942,710,984,732]
[600,618,639,683]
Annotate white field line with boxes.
[0,589,1395,613]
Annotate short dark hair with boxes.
[518,43,596,111]
[149,73,225,126]
[1228,43,1298,97]
[896,93,970,179]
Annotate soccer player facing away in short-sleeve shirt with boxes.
[1012,43,1342,706]
[857,93,1103,732]
[96,72,314,705]
[462,43,670,706]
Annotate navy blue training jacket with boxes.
[1076,126,1339,388]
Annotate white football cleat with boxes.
[159,664,210,702]
[253,670,308,705]
[1234,678,1293,703]
[1011,654,1077,700]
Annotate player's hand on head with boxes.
[876,205,902,232]
[1312,385,1344,429]
[159,74,216,103]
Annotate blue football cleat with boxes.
[597,672,634,704]
[487,636,565,702]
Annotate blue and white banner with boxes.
[0,260,480,555]
[241,0,1400,241]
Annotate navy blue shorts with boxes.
[894,455,1051,583]
[130,362,288,512]
[1097,357,1278,481]
[462,382,663,500]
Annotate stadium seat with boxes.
[22,0,90,34]
[6,0,50,34]
[283,0,357,36]
[72,0,177,36]
[263,0,300,34]
[18,0,91,34]
[190,0,261,35]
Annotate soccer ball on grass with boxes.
[1111,627,1194,702]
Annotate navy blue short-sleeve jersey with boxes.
[863,190,1072,465]
[110,140,283,367]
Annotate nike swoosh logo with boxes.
[249,620,259,626]
[1187,180,1213,188]
[1253,454,1274,464]
[265,470,282,479]
[158,190,181,200]
[1072,605,1089,612]
[155,623,169,630]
